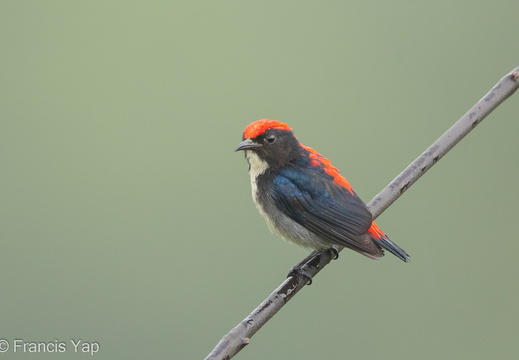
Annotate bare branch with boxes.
[368,68,519,218]
[205,66,519,360]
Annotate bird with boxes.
[235,119,409,262]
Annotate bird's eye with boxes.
[266,135,276,144]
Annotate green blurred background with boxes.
[1,1,518,359]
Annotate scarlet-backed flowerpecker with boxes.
[235,119,409,262]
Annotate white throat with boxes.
[245,150,268,178]
[244,149,278,236]
[244,150,269,215]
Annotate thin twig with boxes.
[205,67,519,360]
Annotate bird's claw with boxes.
[287,266,313,285]
[286,248,337,285]
[328,247,340,260]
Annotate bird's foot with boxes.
[287,265,314,286]
[287,250,323,285]
[287,247,339,286]
[328,246,340,260]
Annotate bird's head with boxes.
[235,119,301,169]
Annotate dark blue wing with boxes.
[272,166,373,248]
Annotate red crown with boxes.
[243,119,292,139]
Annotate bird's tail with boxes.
[368,222,410,262]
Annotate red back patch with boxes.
[301,145,355,195]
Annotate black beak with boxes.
[235,138,262,152]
